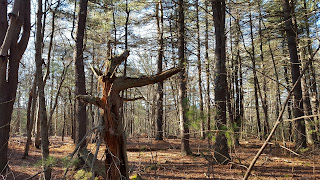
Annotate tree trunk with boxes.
[249,9,262,139]
[15,90,21,134]
[301,73,314,144]
[227,13,235,145]
[74,0,88,149]
[233,13,242,146]
[35,0,51,178]
[78,53,179,179]
[177,0,192,155]
[303,0,319,141]
[196,0,205,139]
[62,108,66,141]
[22,78,37,158]
[283,63,293,141]
[105,92,129,179]
[205,0,211,144]
[34,105,41,149]
[300,48,315,144]
[211,0,230,164]
[282,0,307,149]
[46,1,60,135]
[258,2,269,138]
[0,0,30,173]
[155,0,164,140]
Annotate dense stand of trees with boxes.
[0,0,320,178]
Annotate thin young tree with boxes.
[205,0,211,143]
[249,6,262,139]
[196,0,205,139]
[35,0,51,178]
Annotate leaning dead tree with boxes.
[77,50,180,179]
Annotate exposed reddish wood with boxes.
[80,51,180,179]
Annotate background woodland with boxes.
[0,0,320,179]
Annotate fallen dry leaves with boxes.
[3,136,320,179]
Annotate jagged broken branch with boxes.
[76,95,102,108]
[113,67,180,92]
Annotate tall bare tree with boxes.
[282,0,307,149]
[155,0,164,140]
[74,0,89,149]
[211,0,230,164]
[205,0,211,143]
[0,0,30,173]
[249,7,262,139]
[177,0,192,155]
[34,0,51,178]
[196,0,205,139]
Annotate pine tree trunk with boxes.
[233,13,242,146]
[155,0,164,140]
[74,0,88,149]
[301,74,314,144]
[282,0,307,149]
[283,63,294,141]
[303,0,319,140]
[177,0,192,155]
[300,48,315,144]
[195,0,205,139]
[258,2,269,138]
[249,9,262,139]
[205,0,211,143]
[211,0,230,164]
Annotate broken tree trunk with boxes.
[77,50,180,179]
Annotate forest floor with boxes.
[3,136,320,180]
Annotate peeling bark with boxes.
[78,50,180,179]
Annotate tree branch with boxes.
[76,95,102,108]
[90,63,103,77]
[0,0,22,57]
[122,97,144,102]
[112,67,180,92]
[109,50,129,74]
[17,0,31,55]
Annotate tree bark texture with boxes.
[23,78,37,158]
[282,0,307,149]
[155,0,164,140]
[205,1,211,142]
[177,0,192,155]
[196,0,205,139]
[233,13,242,146]
[35,0,51,178]
[249,9,262,139]
[78,50,180,179]
[74,0,88,149]
[0,0,30,173]
[211,0,230,164]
